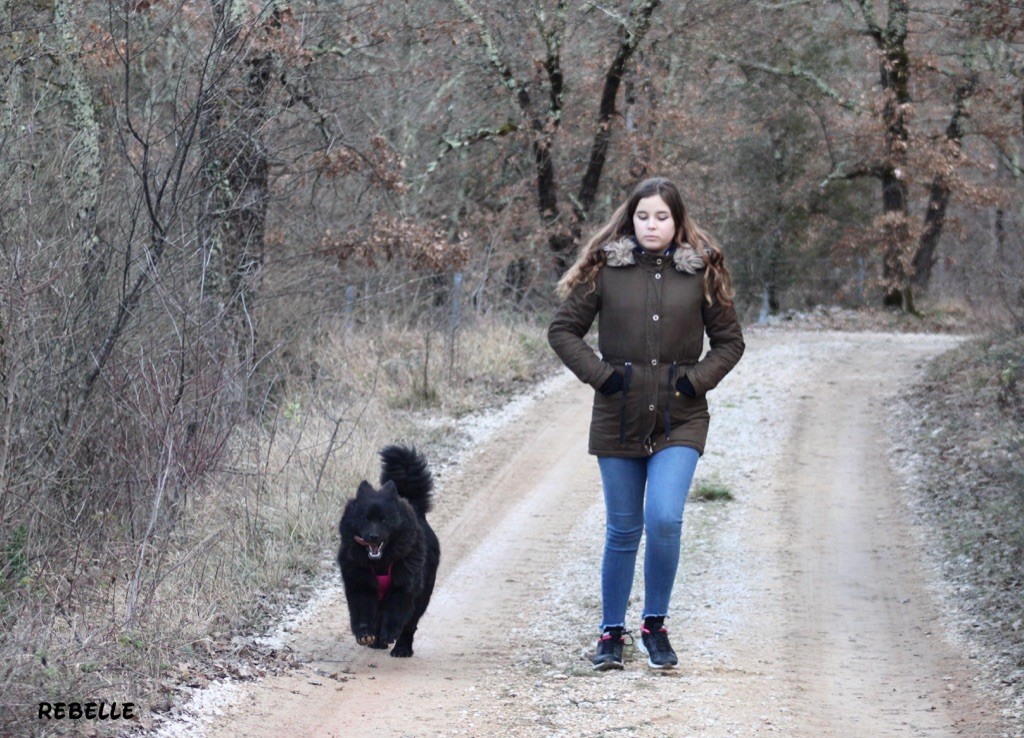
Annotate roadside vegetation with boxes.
[0,312,559,735]
[895,331,1024,704]
[691,480,736,503]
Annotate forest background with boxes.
[1,1,1022,735]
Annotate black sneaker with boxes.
[638,625,677,669]
[592,627,626,671]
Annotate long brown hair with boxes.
[556,177,734,307]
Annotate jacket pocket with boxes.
[667,362,708,428]
[592,361,633,445]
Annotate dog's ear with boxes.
[356,480,376,497]
[379,480,398,497]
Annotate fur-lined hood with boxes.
[603,237,706,274]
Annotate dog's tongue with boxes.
[354,536,385,559]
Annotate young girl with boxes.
[547,177,744,670]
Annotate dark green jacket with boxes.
[548,238,744,457]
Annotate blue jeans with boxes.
[597,445,700,630]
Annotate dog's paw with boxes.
[374,629,397,648]
[355,632,376,646]
[390,644,413,658]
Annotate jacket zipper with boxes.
[664,363,678,441]
[618,362,633,445]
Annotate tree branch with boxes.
[535,0,567,119]
[423,121,522,177]
[848,0,884,44]
[576,0,662,217]
[451,0,523,98]
[819,161,885,189]
[711,52,860,112]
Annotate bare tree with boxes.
[451,0,662,270]
[718,0,988,311]
[198,1,292,405]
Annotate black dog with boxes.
[337,445,440,657]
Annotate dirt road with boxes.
[168,330,1015,737]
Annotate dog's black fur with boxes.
[337,445,440,657]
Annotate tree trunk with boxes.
[199,0,279,413]
[53,0,109,358]
[876,0,913,309]
[766,127,786,314]
[529,0,663,274]
[1020,87,1024,329]
[222,49,274,387]
[912,75,977,290]
[576,4,657,216]
[879,168,911,309]
[572,0,661,249]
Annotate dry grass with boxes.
[0,313,557,737]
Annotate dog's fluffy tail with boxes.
[379,445,434,516]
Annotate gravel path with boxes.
[150,328,1020,738]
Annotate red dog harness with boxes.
[373,564,393,601]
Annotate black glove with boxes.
[598,371,625,396]
[674,374,697,398]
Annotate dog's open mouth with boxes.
[354,536,385,560]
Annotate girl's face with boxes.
[632,195,676,253]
